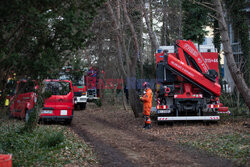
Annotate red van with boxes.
[40,80,74,124]
[9,80,37,121]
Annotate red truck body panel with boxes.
[167,53,221,96]
[10,80,37,119]
[40,80,74,120]
[154,40,229,121]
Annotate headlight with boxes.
[41,110,53,114]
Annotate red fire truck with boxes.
[60,67,87,110]
[85,67,100,101]
[40,79,74,124]
[154,40,229,122]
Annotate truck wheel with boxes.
[80,103,86,110]
[64,119,72,125]
[25,109,34,122]
[8,112,13,119]
[157,120,165,126]
[25,111,30,122]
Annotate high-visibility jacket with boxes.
[141,88,153,116]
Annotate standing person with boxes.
[140,82,153,129]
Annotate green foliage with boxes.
[213,20,221,52]
[189,133,250,166]
[0,0,104,84]
[94,99,102,107]
[40,131,64,148]
[0,120,98,166]
[0,0,104,129]
[182,0,211,44]
[224,0,250,85]
[220,91,249,116]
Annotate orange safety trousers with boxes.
[144,115,151,125]
[141,88,153,124]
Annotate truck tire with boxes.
[8,111,13,119]
[25,109,33,122]
[25,111,30,122]
[80,103,86,110]
[157,120,165,126]
[64,119,72,125]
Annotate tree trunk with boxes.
[141,0,159,50]
[122,0,139,58]
[214,0,250,109]
[105,0,141,117]
[122,0,140,117]
[139,6,144,78]
[105,1,127,78]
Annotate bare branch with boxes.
[140,0,159,50]
[207,13,225,27]
[105,1,127,78]
[122,0,139,64]
[192,0,218,13]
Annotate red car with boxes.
[40,80,74,124]
[10,80,38,121]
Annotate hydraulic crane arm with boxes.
[165,53,221,97]
[176,40,209,73]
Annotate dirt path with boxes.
[71,105,234,167]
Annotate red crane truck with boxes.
[155,40,229,123]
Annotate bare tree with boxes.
[214,0,250,109]
[104,0,143,117]
[140,0,159,50]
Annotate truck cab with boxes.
[9,80,38,121]
[85,67,100,101]
[72,76,87,110]
[59,69,87,110]
[40,79,74,124]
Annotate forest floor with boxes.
[71,104,249,167]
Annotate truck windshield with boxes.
[6,80,17,95]
[17,81,36,94]
[44,81,71,95]
[59,73,84,86]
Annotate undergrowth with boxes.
[0,119,98,166]
[185,132,250,166]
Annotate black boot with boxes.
[144,124,151,129]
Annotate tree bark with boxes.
[105,0,141,117]
[139,6,144,78]
[122,0,140,117]
[122,0,139,60]
[140,0,159,50]
[214,0,250,109]
[105,1,127,78]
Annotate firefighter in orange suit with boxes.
[140,82,153,129]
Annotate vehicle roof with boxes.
[44,79,72,83]
[17,80,37,83]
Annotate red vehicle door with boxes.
[10,81,37,119]
[41,80,74,119]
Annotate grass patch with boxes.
[0,119,98,166]
[185,132,249,166]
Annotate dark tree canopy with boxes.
[182,0,211,44]
[0,0,104,82]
